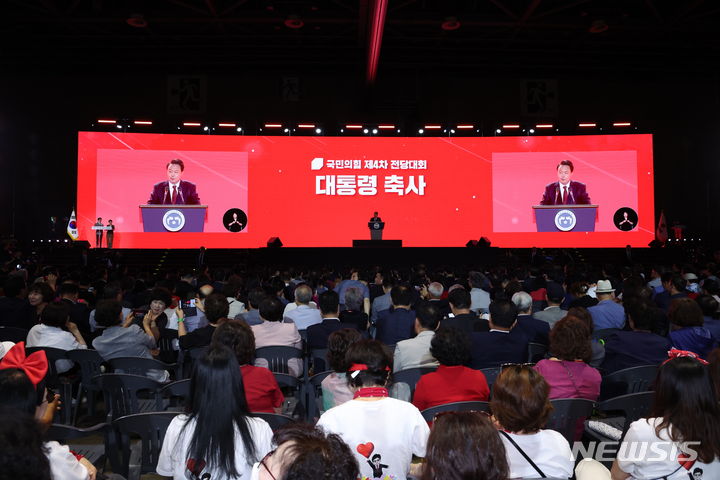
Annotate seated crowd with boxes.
[1,249,720,479]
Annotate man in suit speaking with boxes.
[540,159,591,205]
[147,159,201,205]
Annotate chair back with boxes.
[181,345,209,378]
[601,365,658,400]
[255,346,303,374]
[421,401,490,422]
[546,398,595,444]
[527,342,548,363]
[157,328,178,364]
[109,356,178,379]
[0,326,28,342]
[597,391,654,437]
[93,373,163,420]
[310,348,328,373]
[392,366,437,397]
[479,367,501,392]
[160,379,191,411]
[46,422,109,468]
[306,370,333,420]
[113,412,180,477]
[67,349,105,388]
[249,412,295,431]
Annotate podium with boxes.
[368,221,385,240]
[532,205,598,232]
[140,205,208,233]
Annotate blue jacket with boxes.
[669,327,716,359]
[375,308,415,346]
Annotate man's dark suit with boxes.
[599,330,671,374]
[515,314,550,345]
[307,318,358,371]
[540,181,590,205]
[440,313,488,335]
[375,308,415,346]
[469,328,529,369]
[148,180,201,205]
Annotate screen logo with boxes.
[554,209,577,231]
[163,209,186,232]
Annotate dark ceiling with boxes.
[4,0,720,76]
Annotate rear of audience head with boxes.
[211,320,255,365]
[447,288,471,311]
[319,290,340,316]
[261,423,359,480]
[491,365,552,434]
[94,299,123,327]
[204,292,230,323]
[247,287,267,310]
[468,271,486,289]
[624,298,657,331]
[431,327,470,366]
[259,297,284,322]
[184,346,258,478]
[669,297,704,328]
[488,299,518,329]
[697,294,719,318]
[39,301,70,328]
[550,316,592,362]
[427,282,444,299]
[566,306,594,333]
[293,284,313,305]
[511,291,532,314]
[568,281,590,298]
[326,329,362,373]
[650,355,720,463]
[3,276,26,298]
[0,368,39,415]
[0,406,52,480]
[345,339,391,389]
[416,302,441,331]
[343,287,363,311]
[390,285,413,307]
[421,411,508,480]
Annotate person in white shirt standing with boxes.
[26,301,87,373]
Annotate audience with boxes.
[317,339,429,480]
[0,406,53,480]
[26,282,54,326]
[370,276,394,325]
[413,327,489,411]
[468,271,491,313]
[654,272,688,312]
[236,287,266,326]
[157,346,273,479]
[442,287,487,334]
[26,301,87,373]
[470,299,528,369]
[178,292,229,350]
[668,297,715,359]
[0,275,29,329]
[698,294,720,340]
[512,290,550,345]
[491,364,574,479]
[321,328,362,411]
[375,285,416,345]
[251,297,303,376]
[339,286,370,331]
[588,279,626,331]
[255,423,359,480]
[210,320,284,413]
[393,302,441,372]
[533,281,566,328]
[283,284,322,331]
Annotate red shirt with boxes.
[412,365,490,412]
[240,365,284,413]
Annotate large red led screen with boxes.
[77,132,654,248]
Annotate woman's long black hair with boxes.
[181,345,258,477]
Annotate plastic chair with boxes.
[181,345,208,378]
[420,401,491,422]
[527,342,548,363]
[156,328,178,364]
[392,366,437,397]
[479,367,501,392]
[0,326,28,342]
[113,412,180,479]
[545,398,596,444]
[26,346,76,425]
[306,370,333,421]
[160,379,190,411]
[600,365,657,400]
[310,348,328,373]
[250,412,295,431]
[273,372,305,419]
[47,422,109,469]
[587,391,655,440]
[67,349,105,421]
[109,356,179,381]
[93,373,163,421]
[255,346,303,375]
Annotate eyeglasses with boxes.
[432,409,491,423]
[260,450,277,480]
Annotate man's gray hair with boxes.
[511,291,533,313]
[294,284,313,304]
[428,282,444,299]
[344,287,363,311]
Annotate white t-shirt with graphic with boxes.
[317,397,429,480]
[617,417,720,480]
[157,414,273,480]
[500,429,574,479]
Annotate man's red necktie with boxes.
[562,185,567,204]
[171,185,177,204]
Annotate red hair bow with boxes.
[663,348,708,366]
[0,342,48,386]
